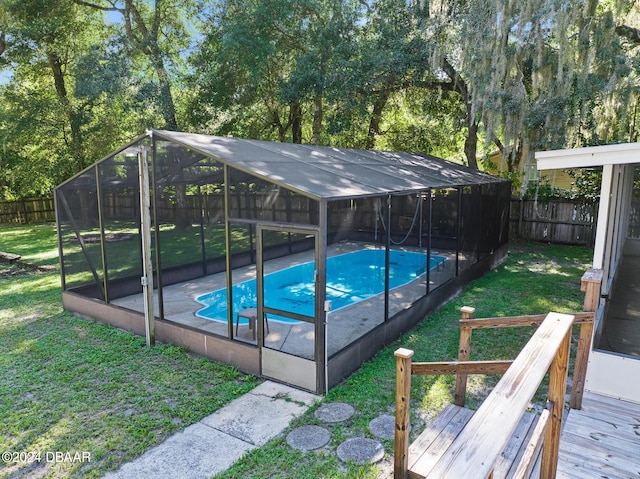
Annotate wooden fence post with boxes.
[454,306,475,407]
[570,268,603,409]
[540,326,572,479]
[394,348,414,479]
[518,197,524,239]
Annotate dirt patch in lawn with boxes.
[0,259,56,279]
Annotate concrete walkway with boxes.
[103,381,320,479]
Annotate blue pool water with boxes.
[195,249,446,324]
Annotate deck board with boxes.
[556,392,640,479]
[406,404,540,479]
[404,393,640,478]
[407,405,475,477]
[495,412,536,479]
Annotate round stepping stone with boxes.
[336,437,384,465]
[314,402,355,423]
[286,425,331,451]
[369,414,395,440]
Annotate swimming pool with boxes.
[195,249,446,324]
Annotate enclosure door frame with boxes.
[256,223,326,394]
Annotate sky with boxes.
[0,70,11,85]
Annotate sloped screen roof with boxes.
[155,129,506,200]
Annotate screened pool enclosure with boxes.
[55,130,510,394]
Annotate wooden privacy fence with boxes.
[1,196,600,246]
[393,269,602,479]
[510,198,598,246]
[0,198,56,224]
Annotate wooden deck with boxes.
[409,392,640,479]
[395,313,577,479]
[394,268,640,479]
[555,392,640,478]
[406,404,542,478]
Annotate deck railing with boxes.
[395,312,573,478]
[456,269,602,410]
[393,269,603,478]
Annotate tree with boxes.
[0,0,161,199]
[3,0,638,201]
[188,0,289,140]
[312,0,479,161]
[1,0,97,173]
[422,0,639,187]
[188,0,362,145]
[1,0,126,199]
[71,1,201,227]
[354,0,433,150]
[72,0,195,131]
[280,0,362,145]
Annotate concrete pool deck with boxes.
[102,381,320,479]
[112,242,463,359]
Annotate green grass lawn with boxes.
[0,223,60,266]
[214,241,593,479]
[0,223,593,478]
[0,224,259,479]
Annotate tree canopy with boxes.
[1,0,638,199]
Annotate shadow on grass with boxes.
[214,241,593,479]
[0,240,593,479]
[0,268,258,479]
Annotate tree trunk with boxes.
[366,95,387,150]
[174,185,191,229]
[442,58,479,169]
[312,51,327,145]
[272,109,288,143]
[291,102,303,144]
[150,54,178,130]
[464,119,479,169]
[48,51,94,226]
[312,92,323,145]
[47,50,85,172]
[366,78,394,150]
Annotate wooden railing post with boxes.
[570,268,603,409]
[454,306,475,407]
[540,326,572,479]
[394,348,414,479]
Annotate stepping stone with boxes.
[314,402,355,423]
[286,425,331,451]
[336,437,384,465]
[369,414,395,440]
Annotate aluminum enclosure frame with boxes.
[55,130,511,394]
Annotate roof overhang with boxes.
[536,142,640,170]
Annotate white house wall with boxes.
[536,143,640,404]
[601,164,627,294]
[593,164,614,271]
[585,350,640,405]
